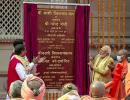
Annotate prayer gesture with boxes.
[88,56,94,70]
[88,61,94,70]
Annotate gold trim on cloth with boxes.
[14,55,30,71]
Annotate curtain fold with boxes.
[74,5,90,95]
[24,3,37,61]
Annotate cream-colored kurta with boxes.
[92,54,114,83]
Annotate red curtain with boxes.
[74,5,90,95]
[24,3,38,61]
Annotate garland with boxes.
[108,0,111,47]
[117,0,121,49]
[90,13,94,47]
[114,0,117,52]
[102,0,105,46]
[122,0,126,49]
[97,0,101,50]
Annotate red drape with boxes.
[74,5,90,95]
[24,3,38,61]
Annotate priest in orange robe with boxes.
[105,49,128,100]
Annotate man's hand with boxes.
[89,56,93,61]
[38,57,46,63]
[88,61,94,70]
[33,55,40,64]
[108,63,115,70]
[25,66,31,71]
[33,55,46,64]
[33,72,40,76]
